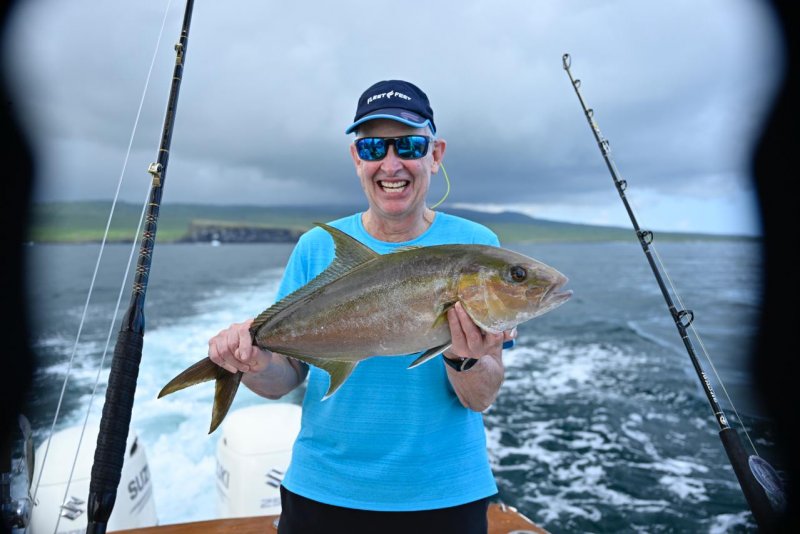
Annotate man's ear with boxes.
[431,138,447,173]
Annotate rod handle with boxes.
[86,328,144,529]
[719,427,778,531]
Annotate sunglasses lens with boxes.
[356,138,387,161]
[355,136,431,161]
[396,136,429,159]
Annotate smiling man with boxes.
[207,80,515,533]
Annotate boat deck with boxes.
[115,502,548,533]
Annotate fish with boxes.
[158,222,572,433]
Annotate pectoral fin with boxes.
[407,342,452,369]
[407,303,456,369]
[431,302,457,330]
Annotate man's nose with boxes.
[380,146,404,174]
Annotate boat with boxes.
[26,424,157,533]
[21,404,547,533]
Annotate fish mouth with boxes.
[545,286,573,306]
[535,276,573,309]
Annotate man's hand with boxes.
[208,319,307,400]
[442,302,514,411]
[208,319,273,374]
[445,302,516,360]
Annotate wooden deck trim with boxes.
[114,503,548,533]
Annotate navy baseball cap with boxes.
[345,80,436,135]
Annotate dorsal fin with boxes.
[391,245,422,253]
[250,222,379,334]
[316,222,379,266]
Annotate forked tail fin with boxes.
[158,357,243,433]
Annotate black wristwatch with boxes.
[443,354,479,372]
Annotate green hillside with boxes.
[28,201,754,244]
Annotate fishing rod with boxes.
[561,53,783,531]
[85,1,195,532]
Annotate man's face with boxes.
[350,119,445,222]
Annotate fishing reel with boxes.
[1,416,34,529]
[1,485,32,529]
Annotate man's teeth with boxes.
[379,180,409,192]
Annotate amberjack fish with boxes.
[159,223,572,432]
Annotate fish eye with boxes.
[509,265,527,283]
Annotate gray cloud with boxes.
[4,0,783,232]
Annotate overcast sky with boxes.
[4,0,784,235]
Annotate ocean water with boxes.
[16,238,779,532]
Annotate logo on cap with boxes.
[366,90,413,106]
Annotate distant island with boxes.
[28,201,756,244]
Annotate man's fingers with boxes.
[208,322,254,373]
[237,322,253,362]
[209,336,239,374]
[504,327,518,342]
[447,306,466,347]
[448,303,509,360]
[454,302,484,351]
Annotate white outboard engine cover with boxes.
[216,403,301,518]
[29,424,157,533]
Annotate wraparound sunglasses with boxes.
[355,135,432,161]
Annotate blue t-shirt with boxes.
[277,212,501,511]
